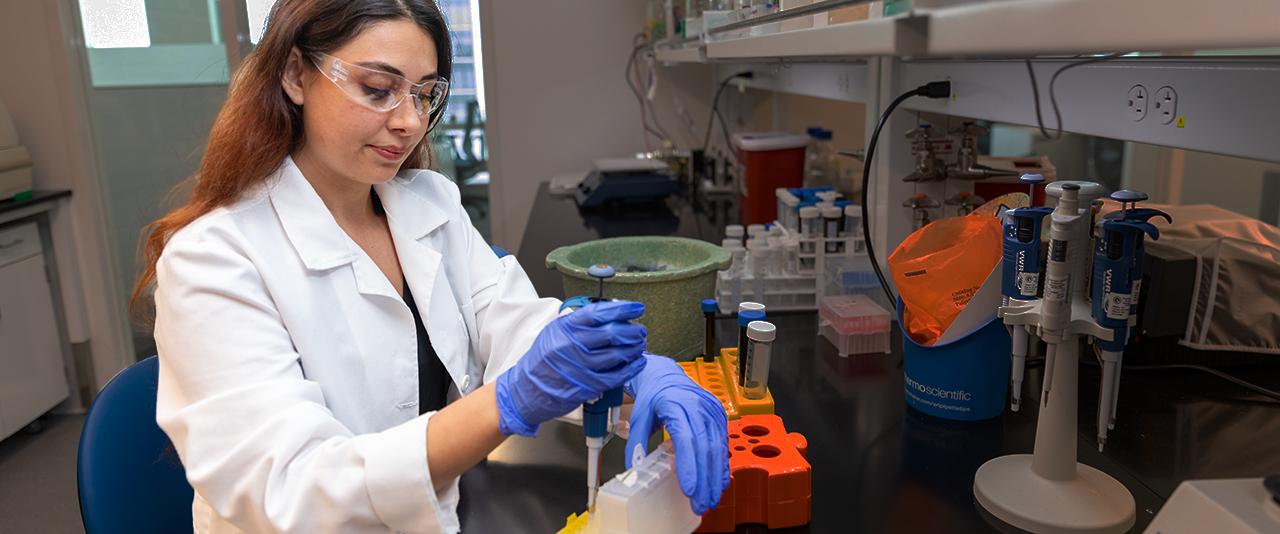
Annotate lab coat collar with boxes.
[268,157,450,272]
[270,156,359,271]
[372,174,450,242]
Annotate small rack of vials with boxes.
[716,187,867,313]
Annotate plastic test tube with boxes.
[736,308,765,386]
[775,188,790,225]
[728,247,746,309]
[746,224,766,242]
[799,206,821,254]
[726,224,745,248]
[747,240,769,301]
[822,205,844,254]
[843,205,864,253]
[701,299,718,362]
[782,238,799,276]
[766,236,782,276]
[782,195,800,231]
[743,320,776,400]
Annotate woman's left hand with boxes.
[625,353,731,516]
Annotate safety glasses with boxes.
[310,52,449,117]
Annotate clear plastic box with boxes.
[819,317,891,356]
[591,441,701,534]
[819,294,892,335]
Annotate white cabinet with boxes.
[0,222,68,439]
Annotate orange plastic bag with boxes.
[889,215,1002,346]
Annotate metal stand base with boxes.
[975,454,1135,534]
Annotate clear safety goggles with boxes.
[310,52,449,117]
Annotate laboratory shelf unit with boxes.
[898,58,1280,164]
[705,14,926,60]
[925,0,1280,58]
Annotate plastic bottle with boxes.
[743,320,776,400]
[746,224,766,242]
[803,129,836,189]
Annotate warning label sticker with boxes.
[1018,272,1039,297]
[1105,292,1129,320]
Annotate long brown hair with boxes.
[131,0,453,323]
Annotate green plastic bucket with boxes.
[546,236,731,361]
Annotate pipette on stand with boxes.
[1000,205,1052,411]
[580,264,624,511]
[1039,184,1085,405]
[1098,193,1171,438]
[1090,214,1157,451]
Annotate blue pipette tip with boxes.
[1020,173,1046,184]
[1110,190,1148,202]
[701,299,718,312]
[587,264,615,279]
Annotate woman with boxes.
[133,1,729,532]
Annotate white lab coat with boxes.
[154,156,562,534]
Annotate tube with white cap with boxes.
[743,321,776,400]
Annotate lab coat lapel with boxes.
[269,157,399,299]
[375,178,469,383]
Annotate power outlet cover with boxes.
[1155,86,1178,125]
[1127,85,1148,122]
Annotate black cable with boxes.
[861,81,952,307]
[703,72,753,153]
[1025,53,1125,141]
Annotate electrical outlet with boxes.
[1127,85,1148,122]
[1154,86,1178,125]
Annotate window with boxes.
[78,0,229,87]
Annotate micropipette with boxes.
[1090,216,1157,451]
[1001,205,1052,411]
[1040,183,1085,405]
[579,264,624,511]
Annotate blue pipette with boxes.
[580,264,624,511]
[1001,206,1052,411]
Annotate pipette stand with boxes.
[975,180,1136,534]
[976,299,1135,534]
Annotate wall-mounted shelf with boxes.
[926,0,1280,58]
[717,62,871,104]
[706,15,926,60]
[899,58,1280,164]
[655,1,1280,65]
[655,46,706,64]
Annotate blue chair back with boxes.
[78,356,193,533]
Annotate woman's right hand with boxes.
[495,300,649,436]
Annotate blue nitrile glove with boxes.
[625,354,731,515]
[495,300,649,437]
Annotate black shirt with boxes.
[371,188,453,414]
[403,281,452,414]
